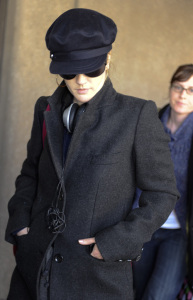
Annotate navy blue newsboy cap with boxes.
[45,8,117,75]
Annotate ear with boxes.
[106,51,112,70]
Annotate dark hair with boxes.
[170,64,193,86]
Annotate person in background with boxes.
[133,64,193,300]
[5,8,179,300]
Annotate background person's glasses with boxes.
[171,84,193,96]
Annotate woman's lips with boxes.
[77,89,89,94]
[176,101,186,106]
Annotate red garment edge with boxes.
[13,104,51,256]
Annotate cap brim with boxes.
[49,53,107,75]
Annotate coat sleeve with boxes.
[95,100,180,262]
[5,97,48,244]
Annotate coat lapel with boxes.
[43,79,115,180]
[44,86,67,180]
[61,79,115,175]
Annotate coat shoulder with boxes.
[115,92,157,112]
[35,96,50,112]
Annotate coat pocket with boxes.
[90,151,124,165]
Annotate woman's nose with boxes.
[76,74,87,85]
[179,89,187,98]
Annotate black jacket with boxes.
[6,79,179,300]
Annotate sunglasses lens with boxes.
[60,64,106,80]
[86,64,106,78]
[60,74,76,80]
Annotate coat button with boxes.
[54,254,63,263]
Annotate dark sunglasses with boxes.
[60,64,106,80]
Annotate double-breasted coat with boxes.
[6,79,179,300]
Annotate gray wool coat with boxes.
[5,79,179,300]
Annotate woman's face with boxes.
[64,71,107,105]
[169,75,193,117]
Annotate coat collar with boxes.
[43,78,116,180]
[85,78,116,110]
[43,85,67,179]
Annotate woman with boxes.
[5,8,179,300]
[133,64,193,300]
